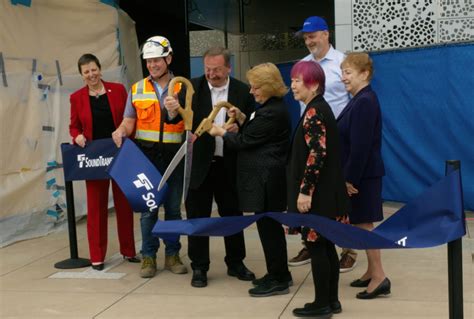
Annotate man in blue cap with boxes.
[288,16,357,274]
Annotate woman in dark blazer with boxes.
[209,63,292,297]
[287,61,350,318]
[337,52,390,299]
[69,54,138,270]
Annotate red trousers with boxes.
[85,179,136,263]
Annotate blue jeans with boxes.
[138,142,183,258]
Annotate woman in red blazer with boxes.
[69,54,138,270]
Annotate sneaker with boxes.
[164,255,188,274]
[248,280,289,297]
[140,256,157,278]
[339,252,357,273]
[288,247,311,266]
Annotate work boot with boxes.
[164,255,188,274]
[140,256,157,278]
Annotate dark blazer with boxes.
[69,80,128,142]
[287,95,350,218]
[336,85,385,187]
[187,75,255,189]
[224,97,291,212]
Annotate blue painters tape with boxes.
[52,190,61,198]
[47,161,57,167]
[47,210,59,218]
[46,178,56,188]
[100,0,119,8]
[11,0,32,7]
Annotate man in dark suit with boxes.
[164,47,255,288]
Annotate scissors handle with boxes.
[194,101,240,137]
[168,76,195,131]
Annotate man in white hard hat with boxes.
[112,36,187,278]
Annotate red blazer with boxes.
[69,80,128,142]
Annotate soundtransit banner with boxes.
[61,138,118,181]
[106,138,168,213]
[153,171,465,249]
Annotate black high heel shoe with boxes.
[350,278,371,287]
[124,256,141,263]
[356,278,391,299]
[91,263,104,271]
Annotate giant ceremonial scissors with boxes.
[157,76,194,200]
[157,100,243,200]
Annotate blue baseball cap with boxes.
[298,16,329,34]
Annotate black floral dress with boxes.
[300,106,349,242]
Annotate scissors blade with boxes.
[157,141,186,191]
[182,131,194,200]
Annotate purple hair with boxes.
[290,60,325,95]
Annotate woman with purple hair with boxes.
[287,60,350,318]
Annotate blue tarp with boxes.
[276,43,473,210]
[370,43,473,210]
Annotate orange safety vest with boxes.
[131,78,184,143]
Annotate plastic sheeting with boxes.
[0,0,142,247]
[0,67,127,247]
[0,0,142,85]
[370,43,474,210]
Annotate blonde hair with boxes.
[341,52,374,81]
[246,63,288,98]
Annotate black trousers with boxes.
[255,213,291,282]
[185,158,246,271]
[306,236,340,306]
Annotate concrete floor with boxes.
[1,204,473,318]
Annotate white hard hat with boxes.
[142,36,173,59]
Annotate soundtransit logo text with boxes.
[77,154,113,168]
[133,173,158,212]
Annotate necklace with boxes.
[89,84,105,99]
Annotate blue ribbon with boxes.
[60,137,466,248]
[106,138,168,213]
[152,171,465,249]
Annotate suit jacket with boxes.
[224,97,291,211]
[336,85,385,187]
[69,80,128,142]
[287,95,350,218]
[186,75,255,189]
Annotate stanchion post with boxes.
[445,160,464,319]
[54,148,91,269]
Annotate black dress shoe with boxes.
[124,256,141,263]
[191,269,207,288]
[304,301,341,314]
[330,301,342,314]
[350,278,371,287]
[252,273,293,287]
[293,305,332,318]
[356,278,391,299]
[248,280,289,297]
[227,264,255,281]
[91,263,104,271]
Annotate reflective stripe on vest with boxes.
[132,80,157,102]
[135,130,183,143]
[131,78,184,143]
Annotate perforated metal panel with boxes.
[352,0,474,51]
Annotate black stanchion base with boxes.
[54,258,91,269]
